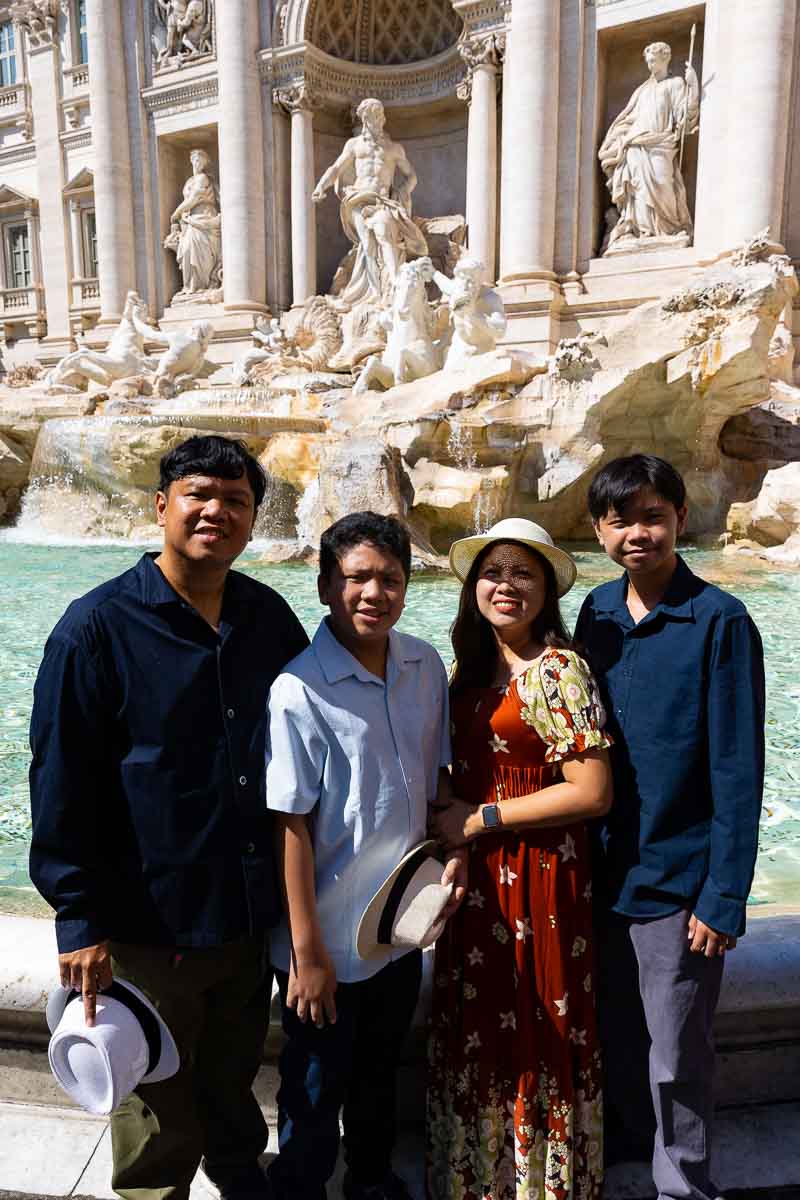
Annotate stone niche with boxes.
[155,125,220,312]
[312,103,468,296]
[595,7,705,258]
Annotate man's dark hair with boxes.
[319,512,412,582]
[159,436,267,510]
[587,454,686,521]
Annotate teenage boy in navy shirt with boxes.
[574,455,765,1200]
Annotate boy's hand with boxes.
[430,798,480,849]
[688,913,737,957]
[440,853,468,921]
[288,948,338,1027]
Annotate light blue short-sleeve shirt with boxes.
[266,618,451,983]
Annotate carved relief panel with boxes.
[152,0,214,72]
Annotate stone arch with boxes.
[274,0,462,65]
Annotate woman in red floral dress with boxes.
[428,519,612,1200]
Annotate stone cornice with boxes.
[8,0,60,48]
[141,73,218,117]
[451,0,507,38]
[260,41,466,112]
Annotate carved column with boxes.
[459,32,503,284]
[276,84,318,307]
[499,0,560,284]
[69,200,83,279]
[86,0,136,323]
[216,0,268,314]
[11,0,73,355]
[700,0,796,250]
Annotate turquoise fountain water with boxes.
[0,541,798,915]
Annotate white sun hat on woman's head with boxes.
[449,518,577,597]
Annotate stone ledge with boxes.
[1,909,798,1109]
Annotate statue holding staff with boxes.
[599,40,699,252]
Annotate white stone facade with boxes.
[1,0,799,368]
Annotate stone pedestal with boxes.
[86,0,136,325]
[216,0,269,316]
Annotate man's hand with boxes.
[688,914,737,957]
[287,947,337,1028]
[430,799,480,850]
[440,853,468,922]
[311,186,327,205]
[58,941,113,1027]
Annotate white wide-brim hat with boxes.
[46,979,180,1116]
[449,518,577,597]
[356,840,452,961]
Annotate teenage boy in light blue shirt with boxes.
[265,511,464,1200]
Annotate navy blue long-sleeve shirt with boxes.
[29,553,308,954]
[574,555,765,938]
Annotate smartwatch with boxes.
[482,803,502,830]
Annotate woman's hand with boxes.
[431,799,482,849]
[287,945,337,1028]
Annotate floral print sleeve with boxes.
[518,648,612,764]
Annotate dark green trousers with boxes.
[109,937,271,1200]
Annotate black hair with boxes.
[318,511,412,582]
[450,540,572,695]
[158,436,267,510]
[587,454,686,521]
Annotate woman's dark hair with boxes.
[159,436,267,510]
[587,454,686,521]
[450,540,572,694]
[319,511,412,582]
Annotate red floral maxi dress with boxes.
[427,648,612,1200]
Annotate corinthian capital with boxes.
[273,82,321,115]
[459,30,505,72]
[9,0,59,46]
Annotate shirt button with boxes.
[239,775,247,786]
[227,708,235,719]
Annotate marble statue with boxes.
[353,258,441,393]
[599,41,699,253]
[164,149,222,303]
[432,256,507,370]
[131,309,215,398]
[312,98,428,308]
[232,318,294,386]
[45,291,155,392]
[155,0,213,67]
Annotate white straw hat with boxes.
[449,518,577,597]
[46,979,180,1115]
[356,840,452,961]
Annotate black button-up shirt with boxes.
[575,555,765,938]
[29,553,309,954]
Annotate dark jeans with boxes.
[109,937,271,1200]
[598,908,725,1200]
[269,950,422,1200]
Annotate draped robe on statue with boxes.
[599,74,698,248]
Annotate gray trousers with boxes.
[599,907,724,1200]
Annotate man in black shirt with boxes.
[29,436,309,1200]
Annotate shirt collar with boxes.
[313,618,421,685]
[135,552,251,626]
[595,554,696,623]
